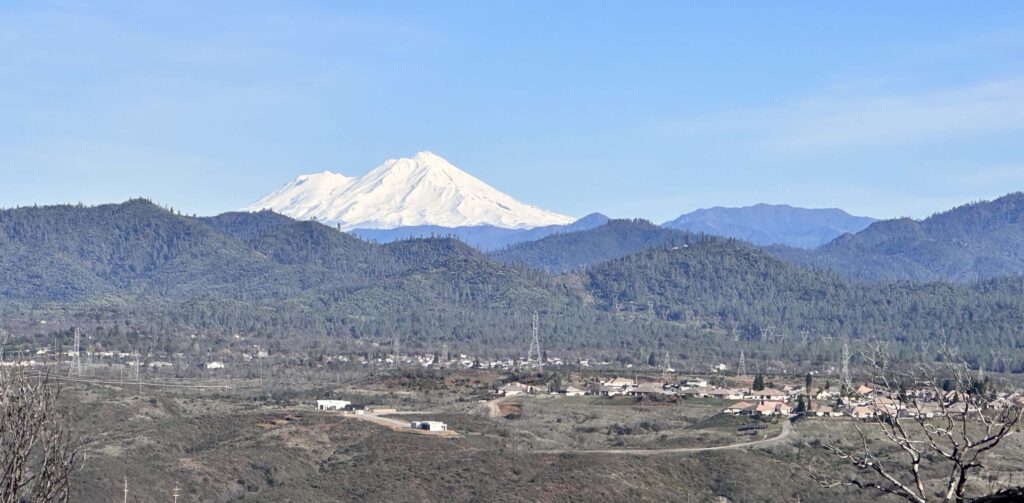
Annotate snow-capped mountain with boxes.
[244,151,574,230]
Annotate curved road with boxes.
[528,419,792,456]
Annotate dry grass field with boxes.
[49,369,1024,503]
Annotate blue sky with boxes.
[2,1,1023,221]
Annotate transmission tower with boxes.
[0,329,8,363]
[738,350,746,377]
[68,328,81,377]
[392,336,401,368]
[841,342,851,390]
[661,351,672,381]
[440,342,449,369]
[526,311,542,369]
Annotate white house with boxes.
[749,388,788,402]
[628,382,668,397]
[316,399,351,411]
[809,405,842,417]
[725,401,756,415]
[563,386,586,397]
[707,388,745,400]
[205,361,225,370]
[754,401,788,416]
[815,389,836,401]
[849,405,877,419]
[604,377,636,388]
[411,421,448,432]
[498,382,535,396]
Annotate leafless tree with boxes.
[0,367,80,503]
[813,344,1023,503]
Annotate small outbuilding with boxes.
[316,399,351,411]
[410,421,448,432]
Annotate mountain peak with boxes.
[663,204,876,248]
[245,152,574,230]
[413,150,444,162]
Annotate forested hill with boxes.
[768,192,1024,282]
[584,238,1024,369]
[490,219,696,272]
[3,200,1024,369]
[0,199,568,308]
[0,200,655,353]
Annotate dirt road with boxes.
[529,419,792,456]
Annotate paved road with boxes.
[529,419,792,456]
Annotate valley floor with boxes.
[52,369,1024,503]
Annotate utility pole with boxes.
[135,349,142,396]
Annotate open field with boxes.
[23,366,1023,502]
[483,394,785,451]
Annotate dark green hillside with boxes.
[0,199,257,300]
[491,219,696,272]
[584,237,1024,367]
[198,210,296,242]
[770,193,1024,282]
[4,200,1024,370]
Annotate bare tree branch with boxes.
[813,342,1022,503]
[0,366,81,503]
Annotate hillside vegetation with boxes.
[769,193,1024,282]
[3,200,1024,370]
[490,219,695,272]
